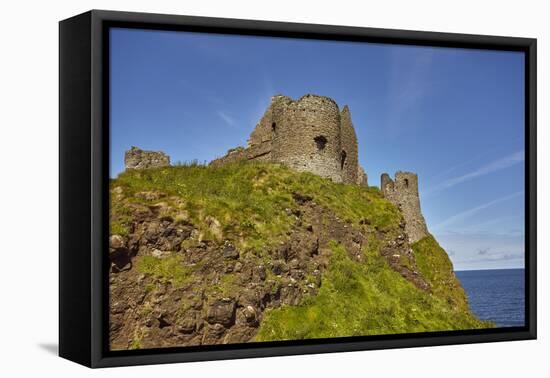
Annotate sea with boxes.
[455,268,525,327]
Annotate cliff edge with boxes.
[109,162,490,349]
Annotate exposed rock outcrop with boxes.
[108,184,428,350]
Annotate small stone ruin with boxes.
[124,146,170,170]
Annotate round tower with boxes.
[271,94,344,182]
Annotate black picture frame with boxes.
[59,9,537,368]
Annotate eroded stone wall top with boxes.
[211,93,367,185]
[125,146,171,170]
[381,172,428,243]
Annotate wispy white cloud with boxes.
[451,214,523,235]
[455,251,524,265]
[435,231,525,270]
[427,150,491,183]
[217,111,236,127]
[428,150,524,194]
[385,48,435,135]
[432,191,523,231]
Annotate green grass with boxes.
[111,162,491,339]
[412,235,471,311]
[255,241,490,341]
[136,255,192,287]
[110,162,401,253]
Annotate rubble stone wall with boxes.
[124,146,170,170]
[381,172,429,243]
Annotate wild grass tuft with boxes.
[136,255,192,287]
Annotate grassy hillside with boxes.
[412,235,471,311]
[256,240,489,341]
[111,161,401,253]
[109,162,491,348]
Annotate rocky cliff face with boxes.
[109,190,427,349]
[108,163,488,350]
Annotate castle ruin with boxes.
[381,172,428,243]
[124,93,432,244]
[125,146,170,170]
[210,94,368,186]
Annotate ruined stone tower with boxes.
[211,94,367,185]
[381,172,428,243]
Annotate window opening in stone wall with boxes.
[314,135,327,151]
[272,122,277,132]
[340,150,347,170]
[404,178,409,188]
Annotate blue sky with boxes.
[110,28,525,271]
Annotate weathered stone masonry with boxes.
[210,94,368,186]
[124,146,170,170]
[381,172,429,243]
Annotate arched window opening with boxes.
[314,135,327,151]
[340,150,347,170]
[404,178,409,188]
[271,122,277,132]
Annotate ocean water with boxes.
[455,269,525,327]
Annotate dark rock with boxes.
[177,316,198,334]
[289,258,300,270]
[206,299,236,327]
[290,269,305,280]
[202,323,226,345]
[243,305,258,325]
[222,242,239,259]
[252,265,267,282]
[280,285,302,306]
[292,192,313,204]
[109,235,132,272]
[359,218,371,225]
[238,288,262,308]
[276,243,291,261]
[223,326,256,344]
[157,314,171,328]
[270,260,287,275]
[144,221,161,243]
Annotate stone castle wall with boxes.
[125,146,170,170]
[273,95,345,182]
[357,166,368,186]
[211,94,366,185]
[381,172,428,243]
[340,106,359,184]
